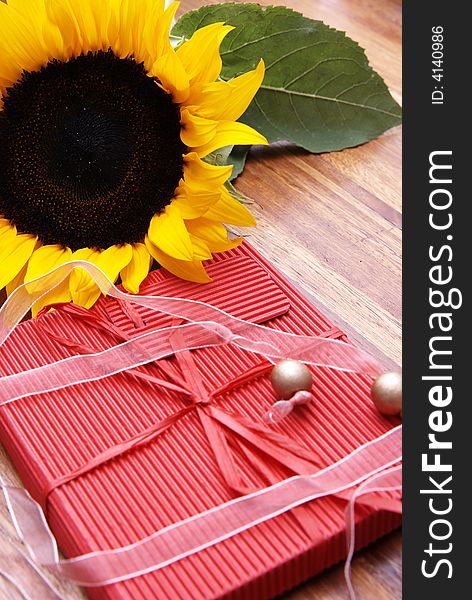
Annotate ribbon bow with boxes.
[37,302,321,511]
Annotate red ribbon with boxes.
[37,302,401,519]
[37,303,320,513]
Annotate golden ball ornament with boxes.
[270,359,313,400]
[371,371,402,416]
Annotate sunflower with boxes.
[0,0,266,314]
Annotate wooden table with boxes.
[1,0,401,598]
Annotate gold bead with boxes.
[271,359,313,400]
[371,371,402,416]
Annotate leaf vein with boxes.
[314,72,345,95]
[285,57,366,90]
[253,96,289,138]
[221,27,314,56]
[335,78,373,99]
[264,40,332,71]
[288,95,312,135]
[260,85,401,117]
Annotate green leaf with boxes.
[227,145,250,180]
[173,3,401,153]
[203,145,234,167]
[203,144,249,180]
[225,179,254,204]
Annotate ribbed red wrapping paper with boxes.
[0,242,401,599]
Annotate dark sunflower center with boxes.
[0,50,185,250]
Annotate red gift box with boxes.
[0,242,401,599]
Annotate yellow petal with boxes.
[208,236,242,253]
[114,0,141,58]
[143,1,178,68]
[0,218,17,240]
[96,243,134,283]
[152,50,190,104]
[6,264,27,297]
[203,187,256,227]
[81,0,116,52]
[183,152,233,189]
[184,82,231,119]
[73,286,101,310]
[87,0,115,50]
[63,0,103,52]
[45,0,117,59]
[171,183,220,219]
[145,237,211,284]
[27,0,67,63]
[120,243,153,294]
[186,218,241,253]
[217,59,265,121]
[126,0,148,59]
[40,21,65,63]
[0,234,37,290]
[177,23,233,86]
[69,247,102,309]
[148,204,194,261]
[44,0,82,59]
[71,244,133,309]
[112,0,165,61]
[106,0,121,53]
[25,244,72,292]
[0,46,18,89]
[186,60,265,122]
[180,109,218,148]
[189,234,212,260]
[192,121,268,158]
[0,2,52,77]
[31,279,72,318]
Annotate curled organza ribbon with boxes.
[0,261,401,595]
[264,390,314,424]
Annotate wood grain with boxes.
[0,0,402,598]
